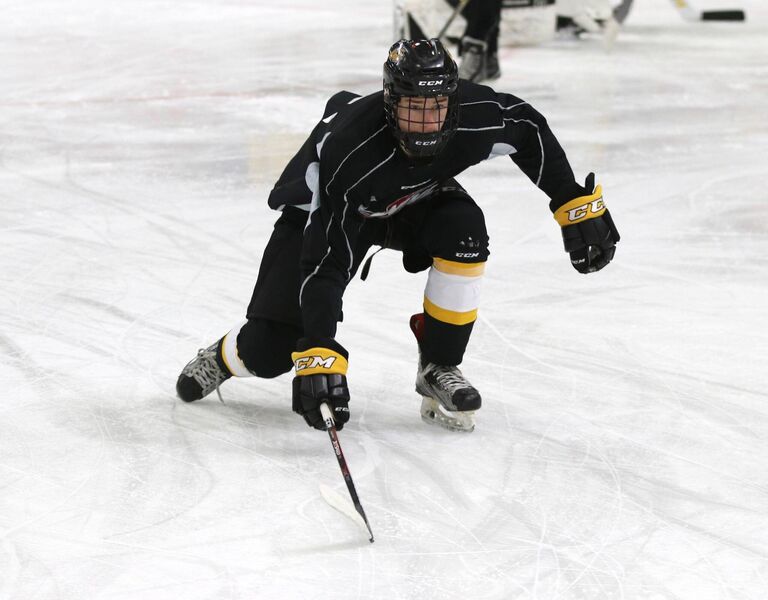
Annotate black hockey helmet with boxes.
[383,38,459,159]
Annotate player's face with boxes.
[396,96,448,134]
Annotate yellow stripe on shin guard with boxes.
[423,297,478,325]
[423,259,484,326]
[433,257,486,277]
[553,184,605,226]
[291,347,348,376]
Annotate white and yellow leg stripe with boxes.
[220,320,253,377]
[423,258,485,326]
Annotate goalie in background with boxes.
[175,39,620,433]
[452,0,503,83]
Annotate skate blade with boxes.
[420,396,475,433]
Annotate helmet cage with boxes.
[383,39,459,158]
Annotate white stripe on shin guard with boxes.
[221,320,253,377]
[424,259,484,326]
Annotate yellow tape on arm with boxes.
[291,347,348,376]
[553,185,606,227]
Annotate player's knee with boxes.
[237,319,300,379]
[427,197,489,263]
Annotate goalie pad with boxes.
[557,0,615,33]
[500,0,557,46]
[394,0,556,47]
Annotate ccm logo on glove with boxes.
[292,347,348,376]
[554,185,605,226]
[295,355,336,370]
[291,341,351,431]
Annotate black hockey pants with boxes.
[239,184,489,378]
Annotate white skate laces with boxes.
[182,344,227,403]
[427,364,469,399]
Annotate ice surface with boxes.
[1,0,767,598]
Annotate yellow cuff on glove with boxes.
[553,184,605,226]
[291,347,348,376]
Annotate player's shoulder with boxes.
[321,91,389,161]
[457,80,528,112]
[321,90,382,124]
[455,80,533,132]
[322,90,364,118]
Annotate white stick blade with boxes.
[319,483,370,538]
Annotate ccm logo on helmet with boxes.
[418,80,444,86]
[567,199,604,222]
[295,356,337,371]
[414,139,438,146]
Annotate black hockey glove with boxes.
[291,337,350,431]
[551,173,620,274]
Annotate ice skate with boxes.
[176,338,232,402]
[416,360,481,432]
[459,38,492,83]
[409,313,481,432]
[484,52,501,82]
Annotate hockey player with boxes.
[176,39,620,433]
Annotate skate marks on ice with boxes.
[2,0,768,597]
[464,292,768,595]
[462,414,768,598]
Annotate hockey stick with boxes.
[600,0,635,51]
[613,0,634,24]
[436,0,473,40]
[393,0,473,44]
[319,403,374,543]
[670,0,745,21]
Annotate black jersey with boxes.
[267,80,578,341]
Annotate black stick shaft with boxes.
[321,404,374,543]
